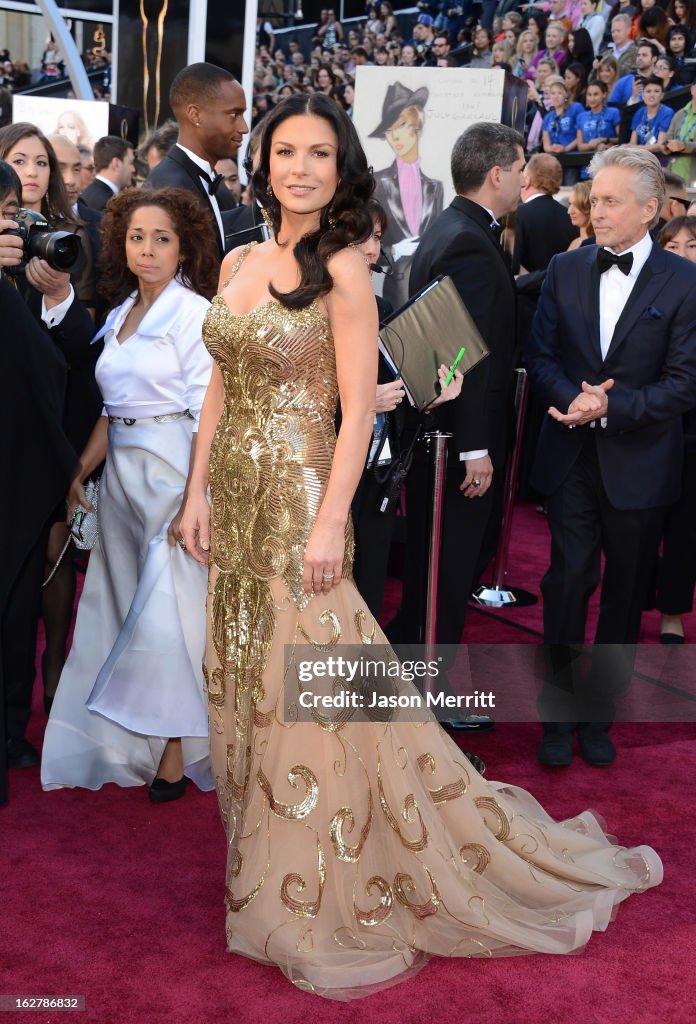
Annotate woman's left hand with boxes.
[303,520,345,596]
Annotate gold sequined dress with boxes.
[202,246,662,1001]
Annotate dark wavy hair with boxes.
[98,187,219,307]
[252,92,375,309]
[0,122,76,225]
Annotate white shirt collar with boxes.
[523,191,545,203]
[476,202,500,228]
[95,174,118,194]
[92,278,196,345]
[176,143,214,179]
[606,230,653,278]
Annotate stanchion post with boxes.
[474,368,538,608]
[423,431,451,696]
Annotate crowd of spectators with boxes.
[251,1,696,176]
[0,42,112,114]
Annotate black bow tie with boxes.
[597,248,633,276]
[200,170,224,196]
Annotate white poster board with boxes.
[11,96,108,153]
[353,66,506,307]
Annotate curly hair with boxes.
[0,122,76,226]
[98,187,219,307]
[252,92,375,309]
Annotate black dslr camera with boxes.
[2,208,82,272]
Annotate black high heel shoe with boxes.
[148,775,189,804]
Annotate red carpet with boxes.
[3,502,694,1024]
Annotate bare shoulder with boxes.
[326,245,370,289]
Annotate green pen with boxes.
[443,347,466,387]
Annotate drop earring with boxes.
[267,182,274,198]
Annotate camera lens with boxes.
[29,230,82,272]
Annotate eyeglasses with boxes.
[669,195,691,212]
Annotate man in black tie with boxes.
[78,136,135,213]
[146,62,248,260]
[389,123,524,723]
[527,146,696,767]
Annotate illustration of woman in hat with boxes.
[370,81,444,309]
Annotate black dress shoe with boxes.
[578,731,616,767]
[7,736,40,769]
[442,715,495,733]
[537,732,573,767]
[148,775,189,803]
[660,632,685,645]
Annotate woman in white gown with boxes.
[41,187,219,800]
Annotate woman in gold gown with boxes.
[179,94,663,1001]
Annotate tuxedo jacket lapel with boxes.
[582,248,602,362]
[168,147,212,206]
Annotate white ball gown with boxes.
[41,278,214,792]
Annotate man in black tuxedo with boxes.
[527,146,696,767]
[389,123,524,697]
[146,62,248,260]
[513,153,578,274]
[78,135,134,213]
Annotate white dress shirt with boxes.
[599,230,653,360]
[92,278,212,427]
[176,143,225,248]
[594,230,653,427]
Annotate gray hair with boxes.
[588,146,665,226]
[451,121,524,194]
[612,12,631,26]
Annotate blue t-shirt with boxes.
[630,104,673,145]
[577,107,622,177]
[543,102,584,147]
[608,74,636,105]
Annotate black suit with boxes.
[390,196,517,646]
[221,201,269,250]
[78,177,117,214]
[146,145,236,259]
[0,279,77,801]
[527,241,696,726]
[348,295,410,619]
[374,161,444,311]
[512,193,578,274]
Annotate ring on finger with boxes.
[178,538,186,550]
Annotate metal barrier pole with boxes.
[474,368,537,608]
[423,431,451,696]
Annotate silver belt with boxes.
[107,410,193,425]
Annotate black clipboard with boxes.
[378,275,490,411]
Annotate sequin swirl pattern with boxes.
[202,292,355,721]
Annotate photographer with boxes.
[0,124,101,765]
[0,160,77,797]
